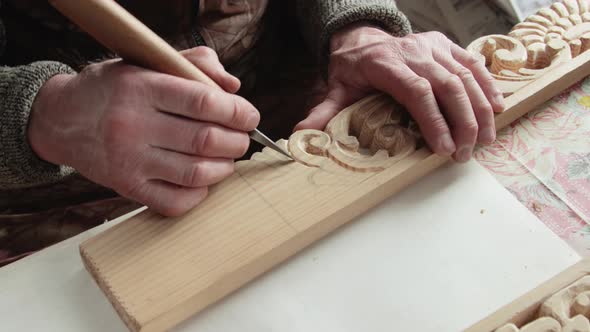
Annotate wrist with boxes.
[330,21,388,53]
[28,73,76,166]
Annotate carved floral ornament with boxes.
[467,0,590,95]
[286,95,421,172]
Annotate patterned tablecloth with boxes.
[475,76,590,256]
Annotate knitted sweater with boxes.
[0,0,411,189]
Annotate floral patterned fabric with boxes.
[475,76,590,256]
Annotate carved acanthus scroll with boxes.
[467,0,590,95]
[287,95,421,172]
[494,276,590,332]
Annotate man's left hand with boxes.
[295,23,505,163]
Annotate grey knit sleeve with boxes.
[296,0,412,63]
[0,60,77,189]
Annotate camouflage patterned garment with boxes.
[0,0,325,266]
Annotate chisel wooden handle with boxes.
[48,0,221,89]
[49,0,295,159]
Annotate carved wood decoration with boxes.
[466,0,590,96]
[79,1,590,331]
[465,259,590,332]
[288,96,422,172]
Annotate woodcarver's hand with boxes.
[28,46,259,216]
[295,23,505,162]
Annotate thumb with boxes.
[294,86,355,132]
[294,98,343,132]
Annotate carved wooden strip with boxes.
[467,0,590,96]
[465,259,590,332]
[496,48,590,130]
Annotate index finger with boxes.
[145,72,260,132]
[451,44,505,113]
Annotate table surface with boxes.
[0,161,580,332]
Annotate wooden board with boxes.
[79,1,590,331]
[467,0,590,96]
[465,258,590,332]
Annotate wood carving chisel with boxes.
[48,0,293,160]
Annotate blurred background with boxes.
[397,0,554,46]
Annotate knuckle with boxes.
[407,77,432,99]
[420,116,449,136]
[398,37,420,54]
[192,126,215,155]
[365,45,391,62]
[429,117,450,133]
[410,107,447,133]
[461,121,479,138]
[183,162,207,187]
[193,46,217,59]
[455,68,475,83]
[475,103,494,116]
[193,88,216,115]
[418,61,438,72]
[229,98,250,128]
[441,75,464,93]
[465,53,483,67]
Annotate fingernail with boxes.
[480,127,496,144]
[457,146,472,163]
[440,133,456,155]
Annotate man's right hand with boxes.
[28,47,260,216]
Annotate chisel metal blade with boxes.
[249,129,293,160]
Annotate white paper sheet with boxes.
[0,161,580,332]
